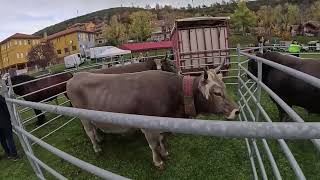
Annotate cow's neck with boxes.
[192,77,210,114]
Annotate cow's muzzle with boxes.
[226,109,240,120]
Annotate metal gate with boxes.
[1,48,320,180]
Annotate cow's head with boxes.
[161,53,178,73]
[194,67,239,120]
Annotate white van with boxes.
[64,53,83,69]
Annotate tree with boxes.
[129,11,153,42]
[257,5,276,35]
[187,4,192,10]
[310,0,320,21]
[105,15,126,46]
[288,4,301,25]
[27,42,57,70]
[230,1,257,35]
[145,4,151,10]
[273,4,300,33]
[155,4,161,10]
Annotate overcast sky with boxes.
[0,0,224,41]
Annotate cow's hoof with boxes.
[160,152,169,160]
[154,161,165,171]
[94,146,102,153]
[96,136,104,143]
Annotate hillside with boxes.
[33,0,318,37]
[33,7,142,36]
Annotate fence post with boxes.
[255,59,263,122]
[1,74,45,179]
[237,44,241,93]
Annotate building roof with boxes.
[0,33,40,44]
[47,28,94,41]
[120,41,173,52]
[305,21,320,29]
[176,16,230,22]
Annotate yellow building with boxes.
[0,33,41,70]
[46,27,95,58]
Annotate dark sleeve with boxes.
[0,96,12,128]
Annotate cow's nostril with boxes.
[235,110,240,115]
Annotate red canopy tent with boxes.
[120,41,173,52]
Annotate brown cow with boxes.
[67,66,239,169]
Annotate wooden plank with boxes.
[190,29,198,69]
[196,28,205,68]
[204,28,214,64]
[180,30,191,69]
[211,28,220,67]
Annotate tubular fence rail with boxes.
[0,46,320,179]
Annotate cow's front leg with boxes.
[81,120,102,153]
[141,129,164,170]
[277,105,291,122]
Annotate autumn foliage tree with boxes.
[27,42,57,70]
[230,1,257,35]
[129,11,153,42]
[105,15,126,46]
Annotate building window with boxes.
[72,46,77,51]
[57,49,61,54]
[20,53,24,58]
[24,40,27,45]
[28,40,31,45]
[15,40,18,45]
[57,38,60,42]
[17,53,20,58]
[19,40,22,45]
[64,48,69,53]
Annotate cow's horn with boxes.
[213,58,226,73]
[161,52,168,62]
[203,68,208,80]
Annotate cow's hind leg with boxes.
[159,134,169,160]
[94,129,103,143]
[141,129,164,170]
[34,109,45,125]
[81,120,102,153]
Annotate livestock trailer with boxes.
[171,17,230,75]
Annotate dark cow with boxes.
[10,73,73,125]
[90,56,177,74]
[248,51,320,121]
[67,66,239,169]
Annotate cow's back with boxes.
[259,52,320,113]
[67,71,184,118]
[89,60,157,74]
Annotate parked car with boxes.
[301,44,309,52]
[308,41,320,51]
[64,53,84,69]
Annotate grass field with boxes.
[0,53,320,179]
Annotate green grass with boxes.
[1,51,320,179]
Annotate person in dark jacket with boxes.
[0,95,19,160]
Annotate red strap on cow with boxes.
[183,76,196,117]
